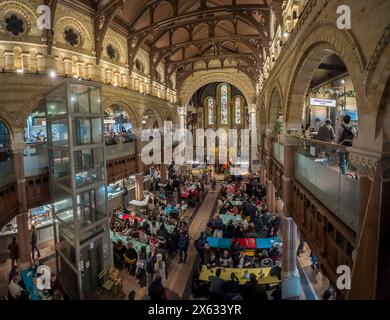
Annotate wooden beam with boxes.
[44,0,58,55]
[94,0,125,65]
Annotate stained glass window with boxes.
[208,98,214,125]
[235,97,241,124]
[220,84,228,125]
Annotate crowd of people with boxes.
[105,127,135,145]
[110,167,206,294]
[192,175,283,301]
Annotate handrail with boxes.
[298,137,349,150]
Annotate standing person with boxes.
[8,237,19,268]
[310,252,319,270]
[146,252,157,288]
[148,276,167,301]
[31,224,40,260]
[154,254,167,286]
[178,231,190,263]
[337,114,357,174]
[313,118,322,132]
[195,232,207,264]
[297,236,305,256]
[123,187,129,209]
[317,119,335,143]
[211,177,217,193]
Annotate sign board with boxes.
[310,98,336,107]
[104,119,116,124]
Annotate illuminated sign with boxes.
[310,98,336,107]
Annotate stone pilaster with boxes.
[281,136,300,299]
[11,127,30,263]
[134,173,144,201]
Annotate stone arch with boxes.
[0,1,38,37]
[375,75,390,152]
[54,16,93,50]
[103,34,127,65]
[267,82,283,127]
[165,110,180,129]
[180,71,255,110]
[142,108,164,129]
[0,115,13,143]
[135,49,150,74]
[104,101,140,129]
[285,21,366,131]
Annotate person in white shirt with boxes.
[213,227,223,238]
[9,275,24,300]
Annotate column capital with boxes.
[348,147,382,180]
[10,127,26,154]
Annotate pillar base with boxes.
[282,270,301,299]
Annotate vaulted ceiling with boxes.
[62,0,274,86]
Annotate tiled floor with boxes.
[0,239,56,298]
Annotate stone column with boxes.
[135,133,144,175]
[281,138,300,299]
[134,173,144,201]
[11,128,30,263]
[266,180,275,214]
[160,164,168,184]
[357,175,371,238]
[259,164,264,185]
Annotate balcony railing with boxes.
[105,141,136,160]
[24,142,49,177]
[0,159,14,188]
[294,138,359,232]
[272,141,284,166]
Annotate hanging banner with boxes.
[310,98,336,107]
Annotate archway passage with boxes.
[142,108,163,130]
[0,118,11,162]
[104,104,138,145]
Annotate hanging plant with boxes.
[273,118,283,134]
[310,87,356,98]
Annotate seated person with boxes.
[236,251,253,268]
[113,240,126,265]
[8,275,24,300]
[149,220,159,236]
[222,272,241,300]
[213,227,223,238]
[124,242,138,261]
[138,229,149,244]
[130,227,140,239]
[232,226,244,239]
[157,223,168,239]
[219,250,233,268]
[225,220,235,235]
[205,252,219,269]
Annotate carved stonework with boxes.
[349,148,381,180]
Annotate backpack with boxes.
[340,125,354,146]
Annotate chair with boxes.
[122,255,137,274]
[98,270,115,296]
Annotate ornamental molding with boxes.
[348,148,381,180]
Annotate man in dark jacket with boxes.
[178,231,189,263]
[195,232,207,264]
[31,224,40,260]
[8,237,19,268]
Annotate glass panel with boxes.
[294,138,359,231]
[51,149,71,187]
[220,84,228,125]
[80,239,103,298]
[52,185,74,225]
[50,119,69,147]
[235,97,241,124]
[70,84,90,113]
[47,86,67,118]
[76,185,106,228]
[90,88,101,114]
[72,118,102,146]
[74,148,104,188]
[208,98,214,125]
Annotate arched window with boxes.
[220,84,228,125]
[235,97,242,124]
[208,97,214,125]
